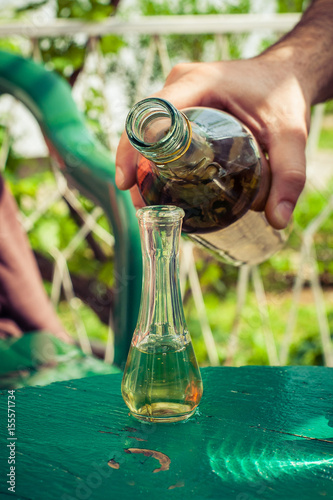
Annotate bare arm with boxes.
[116,0,333,229]
[265,0,333,105]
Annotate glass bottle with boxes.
[126,97,288,266]
[121,205,203,423]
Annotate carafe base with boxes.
[129,402,196,423]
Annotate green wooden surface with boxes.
[0,333,121,389]
[0,366,332,500]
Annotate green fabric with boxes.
[0,49,142,367]
[0,332,120,389]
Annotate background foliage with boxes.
[0,0,332,366]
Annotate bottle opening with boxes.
[126,98,191,163]
[126,98,176,149]
[137,205,185,223]
[142,116,172,145]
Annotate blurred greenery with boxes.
[319,128,333,150]
[186,197,333,366]
[0,0,332,367]
[277,0,307,13]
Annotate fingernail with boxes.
[115,167,125,189]
[275,201,294,227]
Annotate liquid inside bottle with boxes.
[121,206,203,423]
[122,335,202,422]
[127,99,288,266]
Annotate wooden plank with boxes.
[0,366,332,499]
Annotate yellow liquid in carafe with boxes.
[121,335,203,423]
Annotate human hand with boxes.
[116,55,310,230]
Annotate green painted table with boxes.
[1,366,332,500]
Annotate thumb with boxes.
[115,131,138,190]
[265,132,306,229]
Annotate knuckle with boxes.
[281,168,306,193]
[167,63,192,81]
[291,125,308,145]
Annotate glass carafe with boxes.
[126,97,288,266]
[121,205,203,423]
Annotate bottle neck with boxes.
[135,206,187,342]
[126,98,192,164]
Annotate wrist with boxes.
[258,0,333,106]
[256,46,313,108]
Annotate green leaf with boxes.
[35,219,60,251]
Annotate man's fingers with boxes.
[130,185,145,210]
[265,133,306,229]
[151,82,205,111]
[151,63,222,109]
[251,149,271,212]
[115,132,138,190]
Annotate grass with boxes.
[318,128,333,150]
[186,287,333,367]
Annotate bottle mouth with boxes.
[137,205,185,223]
[126,98,191,164]
[126,98,176,147]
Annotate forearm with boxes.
[0,176,70,341]
[261,0,333,105]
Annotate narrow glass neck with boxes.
[126,97,192,164]
[135,206,187,340]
